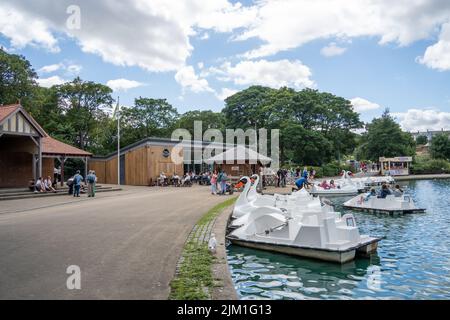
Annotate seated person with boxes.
[393,185,403,197]
[159,172,167,186]
[319,180,330,189]
[172,174,180,186]
[44,176,56,193]
[364,188,377,201]
[34,177,45,193]
[329,179,336,189]
[181,174,191,186]
[378,184,391,198]
[28,179,36,191]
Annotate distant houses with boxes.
[410,129,450,142]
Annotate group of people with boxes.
[292,167,316,191]
[318,179,337,189]
[366,183,404,200]
[210,170,230,195]
[29,169,97,198]
[30,176,57,193]
[67,170,97,197]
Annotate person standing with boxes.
[276,169,282,187]
[86,170,97,197]
[218,170,228,195]
[302,167,309,179]
[210,170,218,195]
[73,170,84,197]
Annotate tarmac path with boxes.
[0,185,229,299]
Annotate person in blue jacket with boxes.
[378,184,391,198]
[293,176,307,192]
[73,170,84,197]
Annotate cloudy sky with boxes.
[1,0,450,132]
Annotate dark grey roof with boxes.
[92,136,238,160]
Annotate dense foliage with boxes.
[356,109,416,161]
[429,133,450,160]
[1,48,423,169]
[223,86,362,165]
[415,135,428,145]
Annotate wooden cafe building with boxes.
[0,104,91,188]
[0,104,274,188]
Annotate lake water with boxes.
[227,179,450,300]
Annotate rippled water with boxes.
[227,179,450,300]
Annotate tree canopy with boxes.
[223,86,362,165]
[357,109,416,161]
[429,133,450,160]
[416,135,428,145]
[0,48,37,108]
[1,49,423,167]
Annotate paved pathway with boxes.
[0,185,230,299]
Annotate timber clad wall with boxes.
[42,158,54,180]
[89,144,183,186]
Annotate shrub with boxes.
[410,158,450,174]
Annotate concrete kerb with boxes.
[211,207,238,300]
[172,201,238,300]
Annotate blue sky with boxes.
[1,0,449,131]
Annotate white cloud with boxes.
[38,62,82,75]
[418,22,450,71]
[215,88,238,101]
[66,64,82,75]
[235,0,450,59]
[351,97,382,113]
[211,59,315,89]
[38,63,63,73]
[392,109,450,131]
[199,33,210,40]
[175,65,213,93]
[0,0,255,72]
[37,75,67,88]
[0,3,59,52]
[3,0,450,79]
[106,79,144,92]
[320,42,347,57]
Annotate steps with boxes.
[0,185,122,201]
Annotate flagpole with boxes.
[117,97,120,185]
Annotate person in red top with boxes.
[319,180,330,189]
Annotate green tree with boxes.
[0,48,37,108]
[175,110,225,136]
[415,135,428,145]
[223,86,276,129]
[120,97,179,146]
[281,122,333,165]
[429,133,450,160]
[55,77,114,150]
[360,109,416,161]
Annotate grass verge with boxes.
[169,197,236,300]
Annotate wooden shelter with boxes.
[205,145,272,177]
[0,104,92,188]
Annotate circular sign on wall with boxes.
[162,149,170,158]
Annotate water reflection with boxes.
[228,179,450,300]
